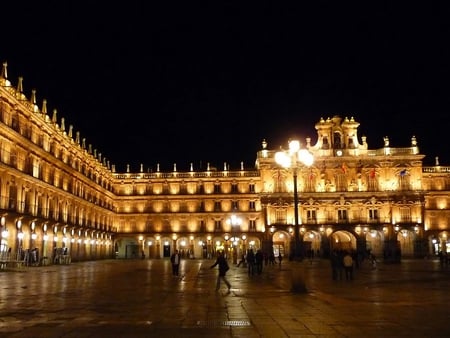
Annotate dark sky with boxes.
[1,1,449,171]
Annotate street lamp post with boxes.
[275,139,313,260]
[227,214,242,264]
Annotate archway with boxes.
[397,229,416,257]
[365,229,384,257]
[330,230,357,252]
[272,230,290,258]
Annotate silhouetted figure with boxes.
[210,251,231,291]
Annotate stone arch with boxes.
[330,230,357,252]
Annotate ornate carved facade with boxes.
[1,62,449,265]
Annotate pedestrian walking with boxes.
[370,254,377,270]
[170,249,181,276]
[210,251,231,291]
[278,253,283,266]
[236,253,246,267]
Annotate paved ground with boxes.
[0,256,450,337]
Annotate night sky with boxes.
[1,1,449,171]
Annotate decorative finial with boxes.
[241,161,244,170]
[88,144,92,154]
[173,163,177,172]
[157,163,160,172]
[60,118,66,132]
[52,109,58,124]
[30,89,39,112]
[140,163,143,172]
[41,99,48,115]
[435,156,440,166]
[75,131,80,144]
[16,76,26,100]
[190,163,193,171]
[262,139,267,149]
[68,125,73,138]
[127,164,130,173]
[1,62,8,81]
[82,138,86,149]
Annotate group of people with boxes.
[170,249,232,292]
[330,250,376,280]
[330,250,355,280]
[170,249,284,292]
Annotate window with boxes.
[214,220,222,231]
[338,209,347,221]
[249,201,256,211]
[214,201,221,212]
[214,184,221,193]
[249,183,255,193]
[32,159,40,178]
[275,209,287,224]
[232,200,239,210]
[400,207,411,223]
[231,184,238,193]
[369,209,378,220]
[399,170,410,191]
[249,219,256,231]
[307,210,316,222]
[336,173,347,192]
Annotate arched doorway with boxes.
[330,230,357,252]
[365,229,384,257]
[397,229,416,257]
[303,230,322,258]
[272,231,290,258]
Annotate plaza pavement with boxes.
[0,256,450,337]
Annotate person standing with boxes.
[343,251,354,280]
[255,249,264,274]
[170,249,181,276]
[330,250,340,280]
[210,251,231,291]
[246,249,255,276]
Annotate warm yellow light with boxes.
[275,151,291,168]
[289,140,300,153]
[298,149,314,166]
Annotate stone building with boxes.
[0,62,449,265]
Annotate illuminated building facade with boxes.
[1,62,449,265]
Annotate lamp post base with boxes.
[291,262,307,293]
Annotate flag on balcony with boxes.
[400,169,407,177]
[369,168,376,178]
[341,163,347,173]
